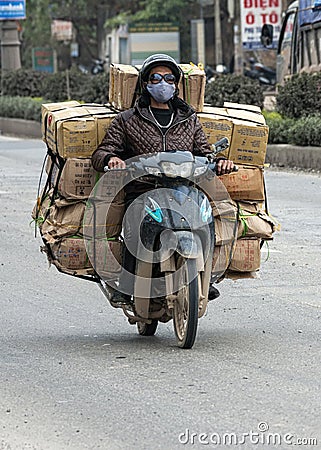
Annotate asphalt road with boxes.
[0,137,320,450]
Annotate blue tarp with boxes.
[299,0,321,25]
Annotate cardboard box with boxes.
[41,101,80,137]
[87,239,122,280]
[215,216,240,246]
[197,113,233,157]
[95,114,117,145]
[223,102,266,125]
[51,236,92,270]
[83,104,117,145]
[42,105,97,158]
[211,198,238,218]
[41,201,86,243]
[212,243,234,275]
[109,64,139,110]
[83,201,125,239]
[91,171,125,203]
[179,63,206,112]
[219,165,265,201]
[58,158,98,200]
[237,201,277,239]
[200,104,269,165]
[229,118,269,166]
[229,238,261,272]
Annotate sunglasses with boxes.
[149,73,176,84]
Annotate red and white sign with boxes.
[240,0,282,49]
[51,20,73,41]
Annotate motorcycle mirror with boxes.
[211,137,229,156]
[261,24,273,47]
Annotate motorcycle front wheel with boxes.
[173,258,199,349]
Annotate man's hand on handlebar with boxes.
[216,158,235,175]
[108,156,126,169]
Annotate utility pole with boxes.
[233,0,243,74]
[214,0,223,70]
[0,21,21,70]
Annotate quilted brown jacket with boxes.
[91,95,212,194]
[92,96,211,172]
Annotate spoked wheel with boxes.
[173,258,199,349]
[137,320,158,336]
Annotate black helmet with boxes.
[140,53,182,83]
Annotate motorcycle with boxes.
[91,58,107,75]
[244,58,276,86]
[84,139,237,349]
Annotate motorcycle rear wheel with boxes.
[137,320,158,336]
[173,258,199,349]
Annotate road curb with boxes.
[0,117,321,170]
[0,117,41,139]
[266,144,321,170]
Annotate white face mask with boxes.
[147,80,176,103]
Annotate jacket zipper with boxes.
[140,109,193,152]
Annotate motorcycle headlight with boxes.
[160,161,193,178]
[145,166,161,176]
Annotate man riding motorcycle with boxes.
[91,53,234,304]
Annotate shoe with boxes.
[110,290,132,305]
[208,285,220,301]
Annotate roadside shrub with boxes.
[288,115,321,146]
[1,68,110,103]
[264,111,295,144]
[1,69,47,97]
[204,74,264,109]
[0,96,42,121]
[276,72,321,118]
[41,68,88,102]
[80,72,109,104]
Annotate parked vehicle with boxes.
[91,58,108,75]
[244,57,276,86]
[261,0,321,84]
[85,139,237,349]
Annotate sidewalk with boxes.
[1,117,321,171]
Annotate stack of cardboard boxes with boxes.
[34,64,277,283]
[109,63,206,112]
[33,101,123,280]
[198,102,277,278]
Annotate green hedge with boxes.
[276,72,321,119]
[1,68,109,103]
[264,111,321,146]
[0,96,42,121]
[205,74,264,109]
